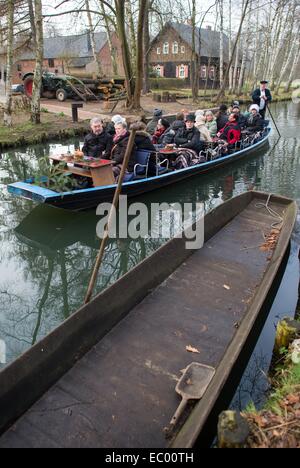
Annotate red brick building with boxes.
[149,22,237,88]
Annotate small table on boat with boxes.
[50,155,115,187]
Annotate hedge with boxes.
[149,77,190,90]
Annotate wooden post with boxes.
[84,129,137,304]
[218,411,250,448]
[274,317,300,356]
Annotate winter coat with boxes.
[174,126,202,153]
[218,121,241,144]
[82,131,113,159]
[246,113,264,132]
[216,112,228,132]
[111,131,137,172]
[146,117,160,135]
[205,119,218,137]
[252,88,272,109]
[134,131,156,151]
[161,120,185,145]
[195,121,212,142]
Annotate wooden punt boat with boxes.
[7,129,271,211]
[0,190,296,448]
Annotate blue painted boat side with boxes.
[7,128,271,207]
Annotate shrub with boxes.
[150,77,189,90]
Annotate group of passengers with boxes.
[82,101,267,181]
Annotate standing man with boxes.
[252,80,272,120]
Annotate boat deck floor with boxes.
[0,197,287,448]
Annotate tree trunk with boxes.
[115,0,134,106]
[85,0,103,77]
[4,0,14,127]
[100,3,119,76]
[285,41,300,92]
[142,0,150,94]
[275,26,300,95]
[125,0,137,74]
[132,0,147,109]
[214,0,250,102]
[219,0,224,88]
[27,0,36,45]
[228,0,233,92]
[31,0,43,124]
[191,0,199,102]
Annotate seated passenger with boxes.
[130,121,156,151]
[216,104,228,131]
[82,117,113,159]
[161,119,185,146]
[146,108,163,135]
[232,106,247,128]
[152,118,170,145]
[217,113,241,145]
[111,122,136,179]
[245,104,264,133]
[174,113,203,153]
[106,114,126,136]
[195,115,213,142]
[205,111,218,138]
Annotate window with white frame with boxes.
[181,45,185,54]
[172,42,178,54]
[163,42,169,54]
[155,65,164,77]
[179,65,186,79]
[200,65,207,79]
[209,66,215,80]
[157,47,161,55]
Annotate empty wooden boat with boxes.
[0,190,296,448]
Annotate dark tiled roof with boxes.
[15,31,107,61]
[155,22,230,61]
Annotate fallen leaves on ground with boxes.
[260,228,281,252]
[243,390,300,448]
[186,345,200,354]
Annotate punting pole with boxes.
[84,129,137,304]
[266,103,281,138]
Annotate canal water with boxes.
[0,101,299,410]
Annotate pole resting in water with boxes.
[266,103,281,138]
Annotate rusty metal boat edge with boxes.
[0,191,297,441]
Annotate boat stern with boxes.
[7,181,58,204]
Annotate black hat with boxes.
[260,80,268,84]
[154,108,163,117]
[185,113,196,122]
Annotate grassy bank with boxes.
[242,340,300,448]
[0,111,90,150]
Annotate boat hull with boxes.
[0,190,296,448]
[7,129,271,210]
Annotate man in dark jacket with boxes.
[82,117,113,159]
[174,114,203,153]
[216,104,228,132]
[232,105,247,128]
[252,80,272,119]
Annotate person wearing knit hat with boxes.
[249,104,260,113]
[252,80,272,119]
[106,114,126,136]
[146,108,164,135]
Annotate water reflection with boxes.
[0,101,300,367]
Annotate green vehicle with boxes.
[23,71,101,102]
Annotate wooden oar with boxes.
[266,103,281,138]
[84,129,137,304]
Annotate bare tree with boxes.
[3,0,14,127]
[85,0,103,77]
[30,0,43,124]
